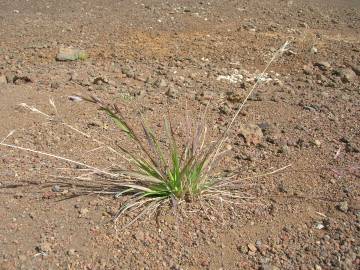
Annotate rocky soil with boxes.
[0,0,359,269]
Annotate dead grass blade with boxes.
[0,142,117,177]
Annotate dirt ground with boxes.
[0,0,359,269]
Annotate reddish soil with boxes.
[0,0,359,269]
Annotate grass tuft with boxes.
[79,95,221,221]
[0,41,291,226]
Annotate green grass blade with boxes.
[104,108,132,136]
[141,119,168,174]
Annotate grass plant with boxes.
[0,42,290,225]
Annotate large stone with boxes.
[349,197,360,210]
[314,61,331,71]
[350,64,360,76]
[247,243,257,252]
[56,47,87,61]
[261,264,280,270]
[338,201,348,212]
[154,78,167,88]
[121,67,135,78]
[0,75,7,84]
[340,68,357,83]
[239,123,263,145]
[303,64,313,75]
[13,75,33,85]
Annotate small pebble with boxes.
[67,249,76,256]
[79,208,89,215]
[310,46,318,54]
[247,243,257,252]
[52,185,61,192]
[338,201,348,213]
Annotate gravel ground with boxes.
[0,0,359,269]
